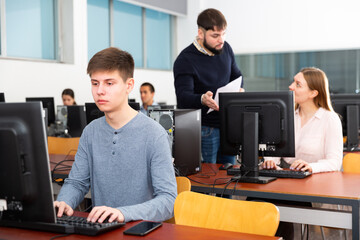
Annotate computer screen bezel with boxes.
[0,102,56,223]
[26,97,56,126]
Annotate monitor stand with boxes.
[231,112,277,184]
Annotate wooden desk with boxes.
[189,163,360,240]
[0,212,282,240]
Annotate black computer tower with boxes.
[149,109,202,176]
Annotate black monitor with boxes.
[331,93,360,151]
[85,103,104,124]
[85,102,140,125]
[0,102,56,224]
[219,91,295,183]
[56,105,87,137]
[0,93,5,102]
[129,102,140,111]
[26,97,56,126]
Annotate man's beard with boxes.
[203,38,223,55]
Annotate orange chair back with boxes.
[174,191,280,236]
[343,153,360,173]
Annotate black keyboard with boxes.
[259,169,312,179]
[0,215,125,236]
[227,168,312,179]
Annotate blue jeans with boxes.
[201,126,235,164]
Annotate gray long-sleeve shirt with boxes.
[56,113,177,222]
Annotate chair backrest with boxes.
[164,177,192,224]
[176,176,191,194]
[174,191,280,236]
[47,136,80,155]
[343,153,360,173]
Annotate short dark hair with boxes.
[87,47,134,82]
[141,82,155,93]
[197,8,227,31]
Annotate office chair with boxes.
[165,177,191,224]
[174,191,280,236]
[343,152,360,173]
[47,136,80,155]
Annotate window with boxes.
[113,1,143,67]
[87,0,110,61]
[87,0,173,70]
[235,49,360,94]
[1,0,57,60]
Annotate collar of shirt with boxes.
[193,37,214,56]
[295,107,326,120]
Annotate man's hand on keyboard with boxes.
[290,160,312,173]
[87,206,125,224]
[54,201,74,218]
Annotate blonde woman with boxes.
[263,67,343,173]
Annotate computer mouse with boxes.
[219,163,233,170]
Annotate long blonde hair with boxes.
[296,67,334,111]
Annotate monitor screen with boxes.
[0,93,5,102]
[26,97,56,126]
[0,102,56,223]
[331,93,360,150]
[66,105,87,137]
[219,91,295,183]
[85,103,104,124]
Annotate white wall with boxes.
[194,0,360,54]
[2,0,360,106]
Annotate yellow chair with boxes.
[47,136,80,155]
[343,153,360,173]
[175,176,191,194]
[174,191,280,236]
[165,176,191,224]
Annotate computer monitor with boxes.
[0,92,5,102]
[0,102,56,224]
[129,102,140,111]
[26,97,56,126]
[57,105,87,137]
[219,91,295,183]
[85,103,104,124]
[331,93,360,151]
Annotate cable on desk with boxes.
[193,164,217,178]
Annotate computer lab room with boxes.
[1,0,360,239]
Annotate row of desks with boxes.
[3,154,360,239]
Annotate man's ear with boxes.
[198,28,205,40]
[126,78,135,94]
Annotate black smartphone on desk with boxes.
[123,221,162,236]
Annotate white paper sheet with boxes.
[207,76,242,114]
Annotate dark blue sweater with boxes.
[173,41,242,128]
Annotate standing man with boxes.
[140,82,159,115]
[173,8,243,165]
[55,47,177,223]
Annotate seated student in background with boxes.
[263,67,343,173]
[62,88,77,106]
[54,47,177,223]
[139,82,159,115]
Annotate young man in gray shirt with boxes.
[54,47,177,223]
